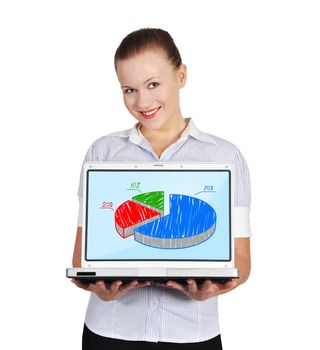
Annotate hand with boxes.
[157,279,238,301]
[71,279,151,301]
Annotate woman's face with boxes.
[116,48,186,131]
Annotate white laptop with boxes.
[66,162,239,283]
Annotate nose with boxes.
[135,91,153,111]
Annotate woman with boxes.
[72,28,251,350]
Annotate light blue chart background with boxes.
[86,170,230,261]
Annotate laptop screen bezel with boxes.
[81,162,235,269]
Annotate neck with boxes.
[140,116,187,144]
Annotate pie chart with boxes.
[114,191,164,238]
[114,192,217,249]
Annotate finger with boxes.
[199,279,215,292]
[89,280,111,292]
[71,279,90,290]
[95,280,107,291]
[222,280,238,289]
[186,279,198,293]
[211,279,236,291]
[135,281,151,288]
[118,280,139,293]
[87,282,101,292]
[166,280,186,292]
[109,280,123,293]
[155,281,167,287]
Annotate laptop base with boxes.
[66,267,239,284]
[71,276,237,284]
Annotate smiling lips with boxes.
[140,106,161,119]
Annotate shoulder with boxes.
[198,130,244,161]
[92,128,131,146]
[189,119,241,158]
[208,133,238,151]
[201,133,251,205]
[84,127,132,161]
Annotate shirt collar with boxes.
[109,118,217,145]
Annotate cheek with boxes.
[123,96,134,110]
[158,86,178,106]
[152,86,175,105]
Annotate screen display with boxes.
[85,170,231,261]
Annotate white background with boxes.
[1,1,319,349]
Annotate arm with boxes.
[234,237,251,285]
[72,226,82,268]
[206,236,251,297]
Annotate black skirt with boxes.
[82,323,223,350]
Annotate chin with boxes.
[141,118,167,129]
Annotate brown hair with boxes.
[114,28,182,71]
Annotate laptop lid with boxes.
[81,162,234,270]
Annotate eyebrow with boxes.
[121,77,160,89]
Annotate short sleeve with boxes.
[76,143,99,227]
[233,148,252,237]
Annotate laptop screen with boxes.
[85,169,231,262]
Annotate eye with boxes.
[148,82,159,89]
[124,88,136,94]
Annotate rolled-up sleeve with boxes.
[233,148,251,237]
